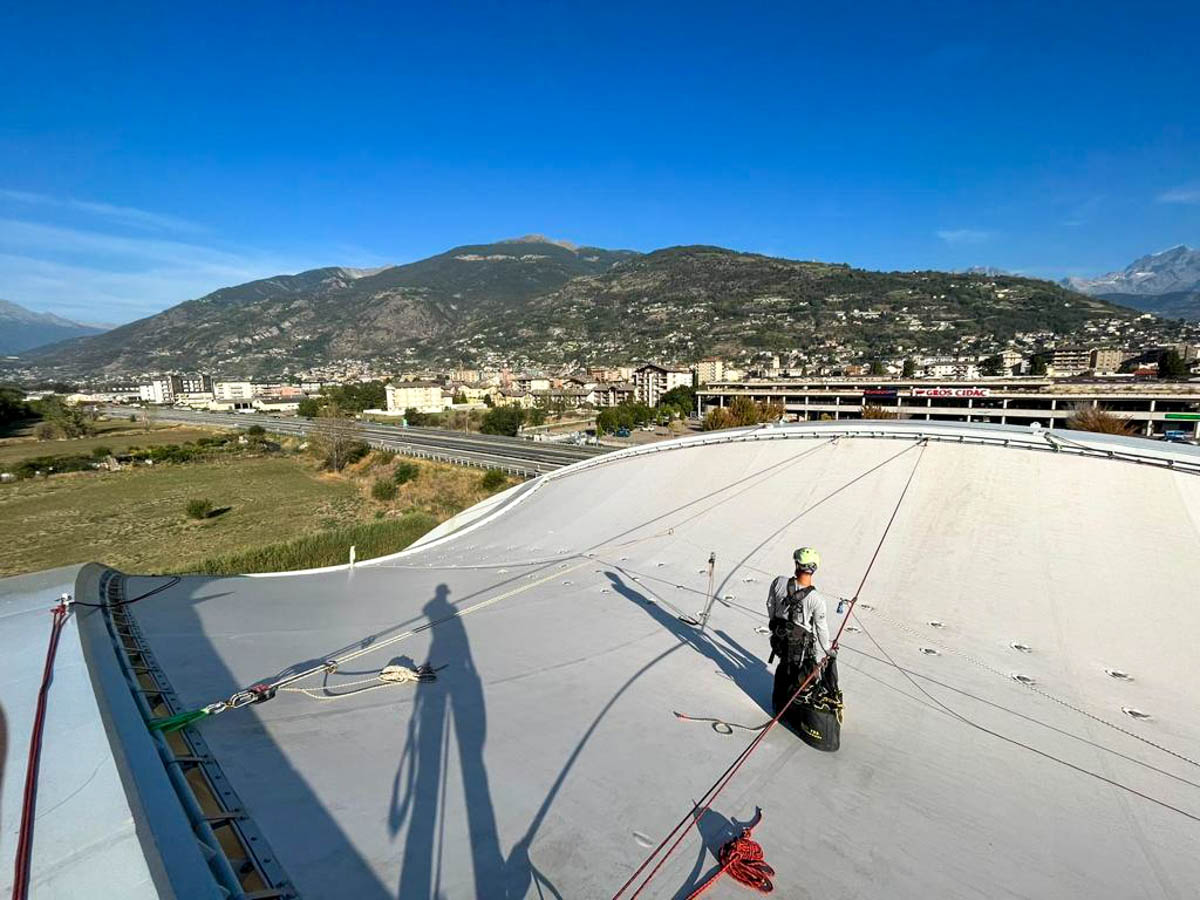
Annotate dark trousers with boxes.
[772,656,806,714]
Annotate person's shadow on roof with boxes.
[388,584,507,899]
[604,570,773,716]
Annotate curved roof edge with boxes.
[212,420,1200,579]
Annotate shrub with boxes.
[861,405,898,419]
[1067,404,1136,436]
[13,454,95,479]
[128,414,137,422]
[246,424,266,436]
[34,421,58,440]
[481,469,507,490]
[393,461,419,484]
[186,498,214,520]
[91,445,114,459]
[375,448,397,464]
[371,478,398,501]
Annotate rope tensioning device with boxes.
[149,559,590,734]
[148,661,441,733]
[149,681,281,733]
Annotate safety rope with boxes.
[11,598,70,900]
[684,812,774,898]
[672,711,768,735]
[850,611,1200,825]
[279,663,437,701]
[612,440,928,899]
[851,606,1200,770]
[148,560,590,732]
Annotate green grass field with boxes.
[0,450,518,576]
[0,422,222,468]
[0,456,366,575]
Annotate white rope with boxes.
[280,664,426,702]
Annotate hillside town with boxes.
[17,333,1200,442]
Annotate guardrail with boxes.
[110,408,607,478]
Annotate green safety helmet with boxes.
[793,547,820,574]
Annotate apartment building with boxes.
[633,364,692,406]
[385,381,447,414]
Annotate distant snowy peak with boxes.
[1064,245,1200,297]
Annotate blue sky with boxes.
[1,1,1197,324]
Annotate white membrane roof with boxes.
[10,422,1200,898]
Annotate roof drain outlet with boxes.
[1010,642,1033,653]
[1105,668,1134,681]
[1122,707,1152,721]
[1010,673,1036,685]
[918,647,940,656]
[928,620,945,629]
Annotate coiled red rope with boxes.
[11,599,70,900]
[685,817,774,898]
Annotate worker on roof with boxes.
[766,548,842,750]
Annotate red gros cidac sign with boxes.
[910,387,991,398]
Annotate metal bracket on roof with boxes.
[100,572,298,898]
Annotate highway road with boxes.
[112,407,610,476]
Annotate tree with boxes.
[0,385,34,427]
[1158,349,1188,380]
[311,403,364,471]
[901,358,916,378]
[298,397,321,417]
[868,360,887,376]
[34,396,92,438]
[659,384,696,415]
[1067,404,1135,436]
[980,354,1004,376]
[1029,355,1048,376]
[321,381,386,412]
[480,405,524,436]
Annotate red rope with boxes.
[685,818,774,898]
[11,600,70,900]
[613,442,927,899]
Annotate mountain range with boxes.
[0,300,110,355]
[20,236,1133,376]
[1063,245,1200,320]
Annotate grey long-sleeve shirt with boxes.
[767,576,833,658]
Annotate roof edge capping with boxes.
[73,563,226,900]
